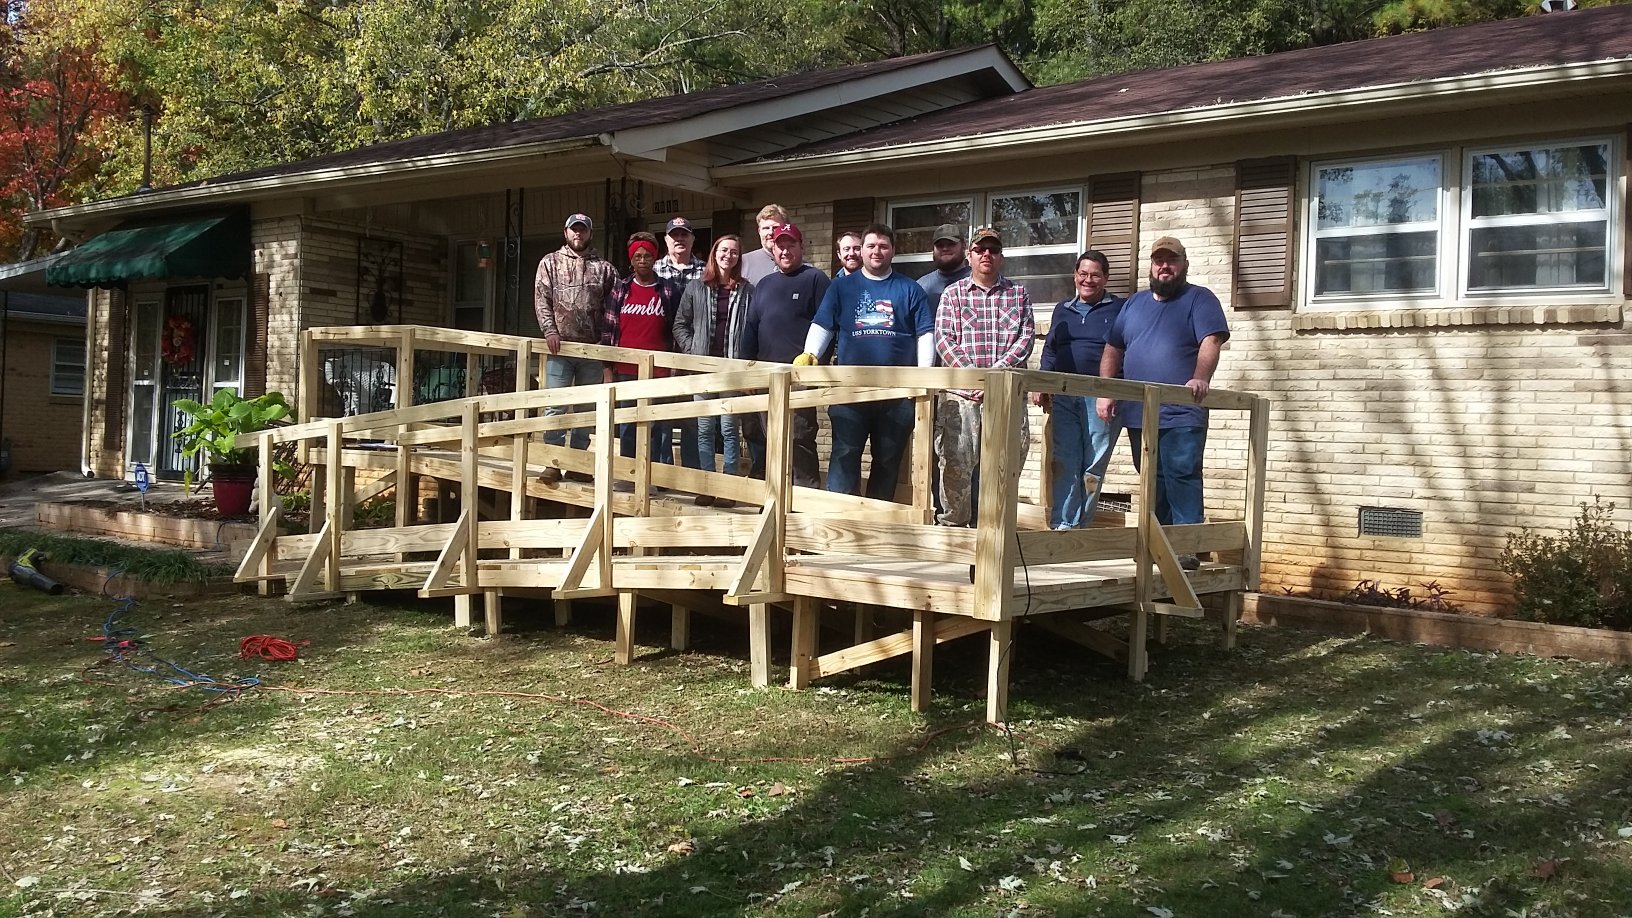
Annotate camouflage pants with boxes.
[934,393,1029,528]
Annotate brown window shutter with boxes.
[102,289,128,454]
[1234,157,1297,309]
[1088,173,1142,298]
[831,197,877,239]
[245,273,270,397]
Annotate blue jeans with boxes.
[543,355,602,450]
[827,398,913,500]
[1126,426,1207,526]
[695,394,741,476]
[1049,395,1122,529]
[614,373,672,463]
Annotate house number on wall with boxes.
[653,199,679,214]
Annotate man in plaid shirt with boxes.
[933,226,1035,527]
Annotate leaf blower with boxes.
[9,548,64,595]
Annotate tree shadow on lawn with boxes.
[130,617,1632,917]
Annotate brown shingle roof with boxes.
[766,6,1632,162]
[174,46,996,189]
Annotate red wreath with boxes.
[161,315,195,366]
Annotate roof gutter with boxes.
[27,135,605,227]
[717,59,1632,178]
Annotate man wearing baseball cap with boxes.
[655,216,706,471]
[917,223,971,313]
[1096,236,1229,569]
[933,227,1034,528]
[534,212,618,483]
[739,222,829,486]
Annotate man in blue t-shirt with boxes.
[797,223,935,499]
[1097,236,1229,568]
[740,222,830,487]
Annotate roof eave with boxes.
[26,135,606,230]
[718,58,1632,179]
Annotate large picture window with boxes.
[888,198,973,279]
[1306,135,1618,309]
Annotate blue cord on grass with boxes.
[100,589,259,696]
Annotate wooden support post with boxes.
[615,592,637,665]
[764,369,791,592]
[511,338,533,563]
[912,392,935,523]
[555,599,573,628]
[911,609,935,713]
[1244,396,1269,591]
[670,603,690,651]
[789,595,819,690]
[634,354,655,508]
[986,619,1013,725]
[464,349,480,398]
[396,328,416,410]
[972,371,1023,622]
[1219,590,1241,650]
[324,420,344,594]
[594,387,615,590]
[484,590,503,637]
[853,605,872,646]
[256,435,275,596]
[455,403,481,628]
[1129,386,1162,682]
[749,603,771,688]
[298,330,319,465]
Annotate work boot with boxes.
[538,467,561,484]
[1178,554,1200,571]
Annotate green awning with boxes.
[46,213,250,288]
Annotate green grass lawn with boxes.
[1,583,1629,917]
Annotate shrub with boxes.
[1499,496,1632,630]
[1342,579,1460,614]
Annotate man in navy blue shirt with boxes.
[1097,237,1229,569]
[798,223,935,499]
[1037,250,1124,530]
[740,222,829,487]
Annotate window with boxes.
[1465,141,1611,293]
[888,189,1085,302]
[1306,135,1618,309]
[1311,156,1442,299]
[888,198,973,279]
[212,295,245,394]
[51,336,85,397]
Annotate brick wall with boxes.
[1,317,84,475]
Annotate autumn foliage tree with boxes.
[0,13,124,260]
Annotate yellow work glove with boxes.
[792,352,817,367]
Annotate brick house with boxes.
[29,6,1632,612]
[0,258,86,477]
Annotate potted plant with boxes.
[172,390,291,517]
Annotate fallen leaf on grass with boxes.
[1530,858,1563,880]
[14,876,38,889]
[767,782,788,797]
[1146,907,1174,918]
[1618,826,1632,838]
[1423,876,1448,890]
[271,818,288,829]
[667,840,696,856]
[736,787,756,798]
[1390,870,1415,884]
[959,856,974,871]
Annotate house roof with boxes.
[736,5,1632,168]
[30,45,1027,227]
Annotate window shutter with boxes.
[1088,173,1142,298]
[245,273,270,397]
[102,289,127,454]
[1234,157,1297,309]
[832,197,877,239]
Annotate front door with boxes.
[156,285,209,478]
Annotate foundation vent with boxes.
[1358,506,1423,539]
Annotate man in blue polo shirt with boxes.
[1037,250,1124,530]
[1097,236,1229,570]
[797,223,934,499]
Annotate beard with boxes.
[568,236,590,253]
[934,251,965,272]
[1149,267,1188,299]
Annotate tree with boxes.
[0,10,124,260]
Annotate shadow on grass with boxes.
[110,606,1631,917]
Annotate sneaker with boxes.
[694,495,715,507]
[714,498,736,509]
[565,471,593,483]
[1178,554,1200,571]
[538,467,561,485]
